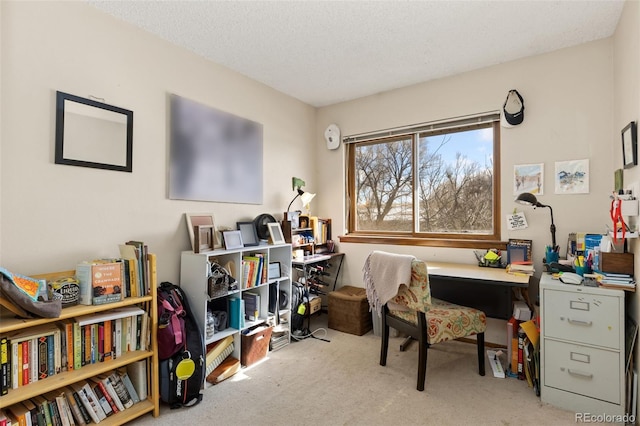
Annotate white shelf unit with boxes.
[540,274,627,417]
[180,244,292,363]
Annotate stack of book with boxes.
[0,367,144,425]
[506,262,535,276]
[597,272,636,291]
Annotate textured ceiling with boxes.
[88,0,625,107]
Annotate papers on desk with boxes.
[506,262,535,276]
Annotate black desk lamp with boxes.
[515,192,556,249]
[285,177,315,218]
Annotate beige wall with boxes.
[0,1,316,281]
[316,39,615,343]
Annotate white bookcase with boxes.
[180,244,292,363]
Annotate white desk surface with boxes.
[426,261,530,287]
[292,254,332,265]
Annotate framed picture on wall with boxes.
[622,121,637,169]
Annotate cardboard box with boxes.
[309,297,321,315]
[600,252,634,275]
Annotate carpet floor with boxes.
[129,313,599,425]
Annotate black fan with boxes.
[253,213,276,240]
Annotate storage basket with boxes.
[241,325,273,366]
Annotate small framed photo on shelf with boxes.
[622,121,637,169]
[268,222,286,245]
[237,222,259,247]
[222,230,244,250]
[185,213,219,251]
[194,225,215,254]
[268,262,281,280]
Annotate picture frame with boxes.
[222,230,244,250]
[237,221,259,247]
[268,262,281,280]
[514,163,544,196]
[186,213,220,251]
[55,91,133,173]
[194,224,215,254]
[622,121,637,169]
[267,222,286,245]
[555,159,589,194]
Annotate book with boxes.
[6,402,31,426]
[0,337,8,395]
[61,388,86,426]
[242,293,260,321]
[66,390,90,426]
[69,383,100,425]
[74,306,144,327]
[31,395,52,426]
[118,246,139,298]
[96,375,124,412]
[88,380,115,417]
[106,372,133,409]
[90,262,124,305]
[54,394,72,426]
[126,360,147,401]
[118,370,140,405]
[517,327,526,380]
[80,382,107,421]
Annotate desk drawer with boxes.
[544,339,620,404]
[542,288,621,349]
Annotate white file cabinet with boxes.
[540,274,626,417]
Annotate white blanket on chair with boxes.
[363,251,416,315]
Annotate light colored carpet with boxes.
[130,314,584,426]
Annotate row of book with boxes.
[0,363,147,425]
[507,317,540,395]
[241,253,268,289]
[74,242,152,306]
[1,306,148,394]
[226,293,264,331]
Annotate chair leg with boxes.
[417,312,428,391]
[477,332,485,376]
[380,308,389,366]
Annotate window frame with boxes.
[342,120,503,250]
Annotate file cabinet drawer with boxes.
[542,288,621,349]
[543,339,620,404]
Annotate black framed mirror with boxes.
[55,91,133,172]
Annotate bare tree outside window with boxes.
[348,119,500,244]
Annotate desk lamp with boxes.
[515,192,557,250]
[285,177,315,217]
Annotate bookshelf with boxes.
[180,244,292,368]
[0,255,160,424]
[281,217,331,255]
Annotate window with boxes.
[345,114,501,248]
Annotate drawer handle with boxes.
[568,369,593,379]
[567,318,593,326]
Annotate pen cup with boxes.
[545,251,559,264]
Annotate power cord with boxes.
[291,327,330,342]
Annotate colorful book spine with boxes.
[0,337,8,395]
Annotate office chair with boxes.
[379,259,486,391]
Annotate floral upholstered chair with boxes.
[380,260,487,391]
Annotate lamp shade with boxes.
[300,192,316,206]
[515,192,543,207]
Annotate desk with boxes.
[425,261,531,320]
[291,253,345,340]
